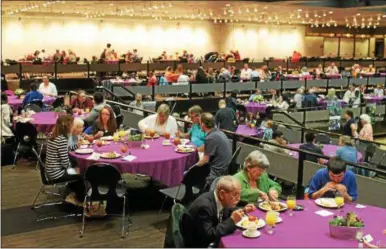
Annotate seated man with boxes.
[180,175,256,248]
[299,132,324,164]
[22,83,43,106]
[71,90,93,111]
[263,130,288,155]
[83,92,109,126]
[308,156,358,202]
[234,150,281,204]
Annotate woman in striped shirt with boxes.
[46,114,84,202]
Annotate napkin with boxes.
[87,152,100,160]
[355,204,367,209]
[315,210,334,217]
[67,168,78,175]
[122,155,137,162]
[141,144,150,149]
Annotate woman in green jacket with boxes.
[233,150,282,203]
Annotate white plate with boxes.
[258,201,288,212]
[276,217,283,223]
[180,139,190,145]
[162,141,172,146]
[144,134,160,139]
[100,136,113,141]
[175,148,195,153]
[100,152,121,159]
[315,198,342,209]
[236,217,266,230]
[242,230,261,239]
[75,148,94,154]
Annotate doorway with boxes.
[375,39,385,58]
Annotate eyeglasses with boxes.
[101,112,110,116]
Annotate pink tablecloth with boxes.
[326,73,342,79]
[70,139,199,187]
[288,144,363,162]
[27,111,85,133]
[285,74,313,80]
[244,103,267,115]
[220,200,386,248]
[317,99,346,108]
[236,125,264,138]
[8,95,55,111]
[364,96,385,104]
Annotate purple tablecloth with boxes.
[245,103,267,115]
[70,139,199,187]
[364,96,385,104]
[326,74,342,79]
[288,144,363,162]
[236,125,264,138]
[28,111,85,133]
[220,200,386,248]
[285,74,313,80]
[8,95,55,110]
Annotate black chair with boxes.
[314,133,332,145]
[110,104,123,128]
[52,97,64,108]
[80,163,131,238]
[159,163,210,212]
[29,100,43,108]
[227,146,242,175]
[30,148,81,221]
[364,143,377,163]
[13,122,43,168]
[24,103,42,113]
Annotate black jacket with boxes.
[180,192,236,248]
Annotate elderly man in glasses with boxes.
[234,150,281,204]
[180,175,256,248]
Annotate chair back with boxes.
[30,100,43,108]
[110,104,123,127]
[364,143,377,163]
[15,122,38,146]
[52,97,64,108]
[314,133,331,145]
[84,163,123,201]
[228,146,242,175]
[182,164,210,190]
[163,203,185,248]
[31,148,50,185]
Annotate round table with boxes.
[220,200,386,248]
[69,139,199,187]
[236,125,264,138]
[244,102,267,115]
[285,74,313,80]
[363,96,385,104]
[8,95,55,111]
[287,144,363,162]
[325,73,342,79]
[317,99,346,108]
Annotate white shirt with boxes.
[39,82,58,96]
[1,104,13,137]
[240,68,252,80]
[213,191,224,221]
[138,113,178,135]
[326,66,339,74]
[175,74,190,85]
[277,101,289,111]
[343,90,354,103]
[374,88,384,97]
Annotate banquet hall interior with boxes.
[2,0,386,248]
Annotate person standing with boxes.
[215,99,237,132]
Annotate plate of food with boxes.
[162,140,172,146]
[75,148,94,154]
[100,136,114,141]
[236,215,266,230]
[93,140,110,145]
[258,201,288,212]
[180,139,190,145]
[144,134,160,139]
[79,140,90,145]
[175,145,195,153]
[315,198,341,209]
[100,152,121,159]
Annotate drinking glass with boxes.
[287,195,296,216]
[265,211,277,235]
[149,129,155,142]
[113,132,119,144]
[335,191,344,212]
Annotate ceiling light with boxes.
[305,13,309,18]
[254,7,257,12]
[357,13,361,16]
[329,11,333,14]
[109,3,113,6]
[334,23,337,27]
[298,9,302,12]
[264,6,267,9]
[382,15,386,18]
[225,3,231,7]
[246,8,249,13]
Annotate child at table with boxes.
[22,83,43,107]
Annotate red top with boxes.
[71,97,93,109]
[147,76,158,86]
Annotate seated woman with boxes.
[22,82,43,107]
[275,94,290,111]
[68,117,84,151]
[175,105,206,151]
[249,89,263,102]
[374,84,384,97]
[45,114,84,203]
[91,106,117,139]
[234,150,282,203]
[71,90,93,111]
[138,104,178,136]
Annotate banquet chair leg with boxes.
[79,196,87,238]
[159,196,168,214]
[12,143,20,168]
[36,144,44,170]
[121,196,126,238]
[31,185,44,209]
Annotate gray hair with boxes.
[243,150,270,170]
[215,176,241,194]
[73,117,84,128]
[360,114,371,124]
[78,90,86,97]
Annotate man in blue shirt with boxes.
[336,135,358,173]
[22,83,43,106]
[175,105,206,151]
[308,156,358,202]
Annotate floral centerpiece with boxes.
[14,89,25,99]
[329,212,364,240]
[252,95,264,103]
[127,129,144,147]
